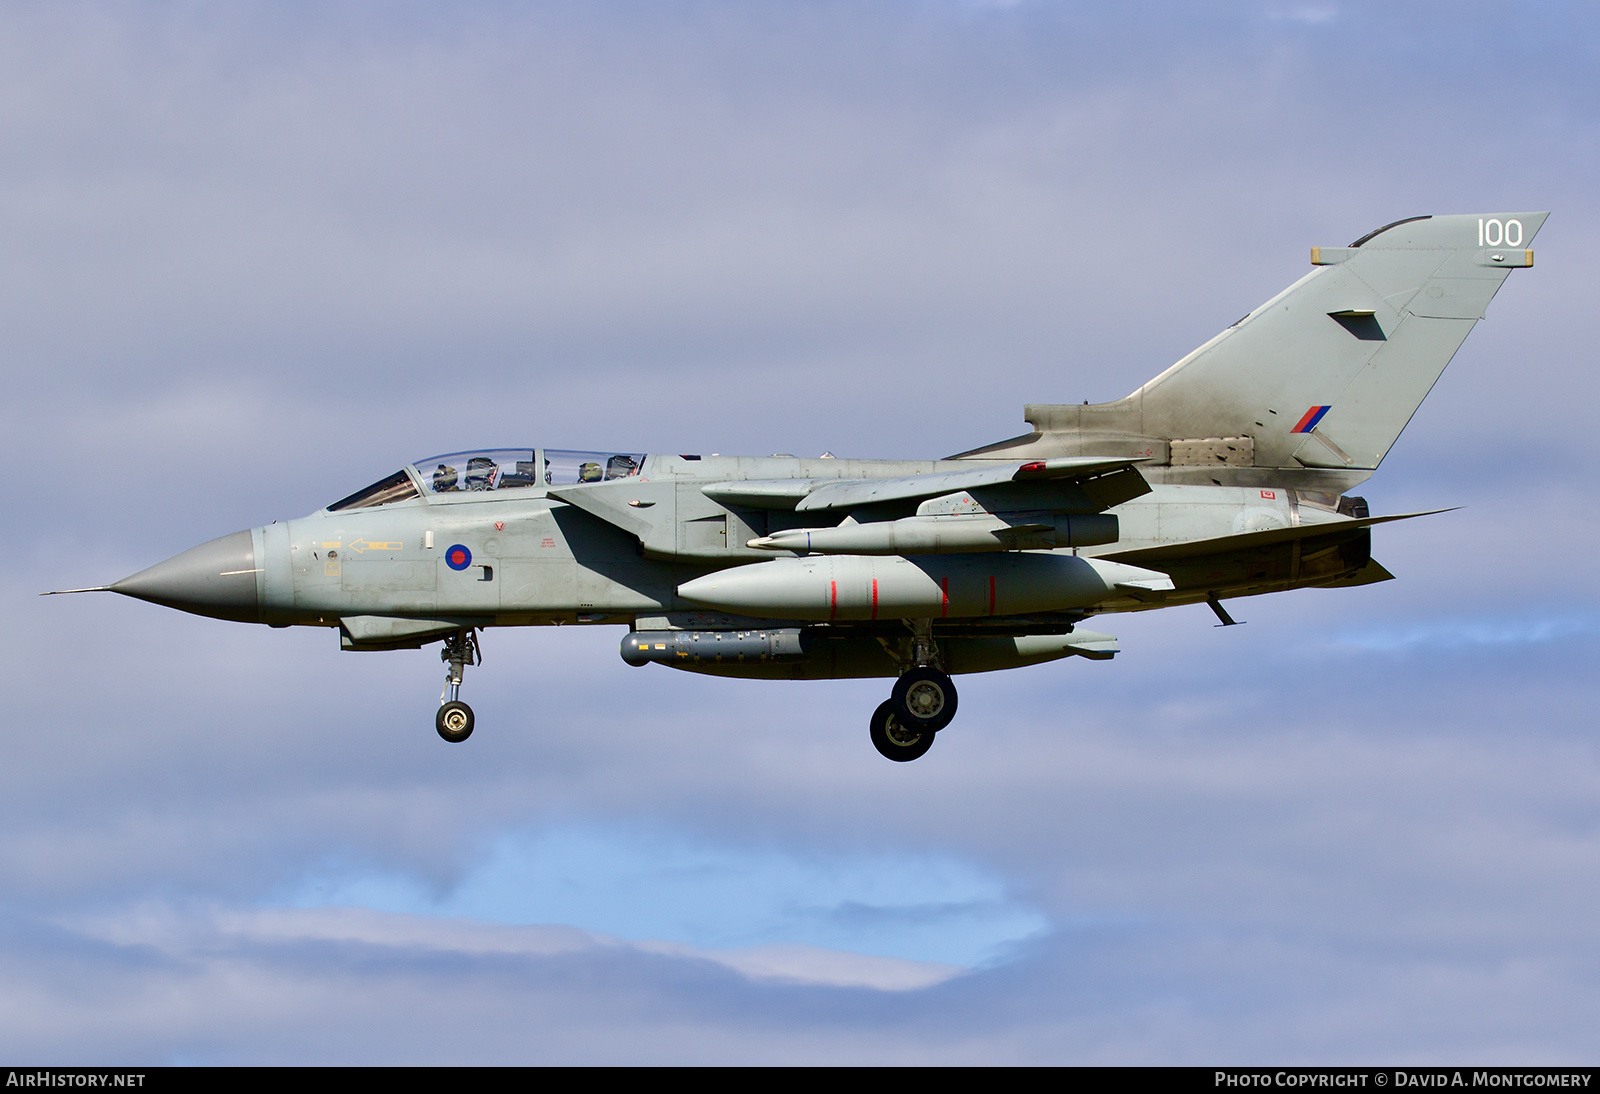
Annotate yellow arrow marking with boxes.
[347,539,404,553]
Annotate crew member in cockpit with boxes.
[433,464,459,491]
[605,454,641,479]
[465,456,499,490]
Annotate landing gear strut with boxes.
[869,623,958,762]
[436,628,481,743]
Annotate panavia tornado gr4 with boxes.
[51,212,1545,760]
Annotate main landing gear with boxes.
[869,627,958,762]
[436,628,481,743]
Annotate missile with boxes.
[677,552,1173,620]
[746,513,1118,555]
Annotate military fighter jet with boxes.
[49,212,1545,760]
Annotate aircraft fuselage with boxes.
[131,453,1372,641]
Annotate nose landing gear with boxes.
[437,700,473,742]
[436,629,481,743]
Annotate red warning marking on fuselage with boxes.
[829,580,838,621]
[940,577,949,618]
[871,578,879,620]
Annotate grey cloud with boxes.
[3,902,1598,1063]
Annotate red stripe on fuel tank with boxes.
[871,578,879,619]
[829,580,837,620]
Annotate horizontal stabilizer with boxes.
[1101,508,1453,566]
[1315,558,1396,588]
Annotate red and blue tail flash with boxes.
[1292,405,1332,434]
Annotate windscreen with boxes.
[327,470,422,512]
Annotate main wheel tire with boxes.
[869,699,935,762]
[436,700,475,743]
[891,666,958,732]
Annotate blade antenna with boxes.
[1207,593,1243,627]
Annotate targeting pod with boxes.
[621,628,809,667]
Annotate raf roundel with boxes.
[445,544,472,571]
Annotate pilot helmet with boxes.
[465,456,498,490]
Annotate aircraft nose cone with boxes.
[112,529,261,623]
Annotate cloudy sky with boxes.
[3,0,1598,1064]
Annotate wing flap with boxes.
[792,457,1148,513]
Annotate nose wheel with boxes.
[436,629,481,743]
[437,700,474,742]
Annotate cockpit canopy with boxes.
[543,449,644,486]
[418,449,541,495]
[326,448,647,512]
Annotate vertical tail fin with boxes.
[970,213,1547,473]
[1140,211,1546,469]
